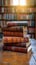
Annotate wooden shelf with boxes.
[28,26,35,28]
[28,32,35,34]
[0,5,34,8]
[0,12,34,14]
[0,19,34,21]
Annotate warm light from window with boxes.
[10,0,26,6]
[13,0,19,6]
[20,0,26,6]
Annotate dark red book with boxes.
[2,27,23,32]
[4,42,31,48]
[7,23,27,27]
[3,37,29,43]
[0,7,2,13]
[3,45,31,53]
[3,31,23,37]
[28,28,35,33]
[3,46,27,53]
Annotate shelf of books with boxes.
[0,3,35,29]
[0,0,36,37]
[0,6,35,13]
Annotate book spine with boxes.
[7,23,27,27]
[0,0,2,6]
[0,14,2,20]
[29,28,35,33]
[4,43,26,47]
[3,32,23,37]
[2,27,23,32]
[0,33,3,38]
[3,37,29,43]
[3,46,27,53]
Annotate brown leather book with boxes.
[3,37,29,43]
[7,23,27,27]
[2,27,23,32]
[7,23,17,27]
[3,46,27,53]
[3,31,23,37]
[4,42,31,48]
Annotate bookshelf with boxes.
[27,20,35,38]
[0,0,35,39]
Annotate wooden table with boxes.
[0,51,31,65]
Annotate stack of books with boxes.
[2,23,31,53]
[3,26,23,37]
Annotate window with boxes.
[20,0,26,6]
[10,0,26,6]
[13,0,19,6]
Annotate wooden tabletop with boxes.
[0,51,32,65]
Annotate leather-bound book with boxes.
[3,31,23,37]
[7,23,28,27]
[4,42,31,48]
[0,32,3,38]
[2,27,23,32]
[3,46,27,53]
[3,37,29,43]
[3,45,31,53]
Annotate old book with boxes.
[2,26,23,32]
[28,28,34,33]
[9,14,15,20]
[0,26,2,32]
[3,45,31,53]
[3,31,23,37]
[3,14,9,20]
[0,14,2,20]
[0,33,3,38]
[3,37,29,43]
[5,0,10,6]
[0,0,2,6]
[0,0,5,6]
[7,22,28,27]
[2,7,4,13]
[4,42,31,48]
[30,34,35,38]
[31,21,35,27]
[3,14,6,19]
[4,8,8,13]
[28,21,35,27]
[6,14,9,20]
[0,7,2,13]
[12,7,16,13]
[4,13,17,20]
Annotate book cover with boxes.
[7,22,28,27]
[2,26,23,32]
[4,42,31,48]
[3,31,23,37]
[3,37,29,43]
[3,45,31,53]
